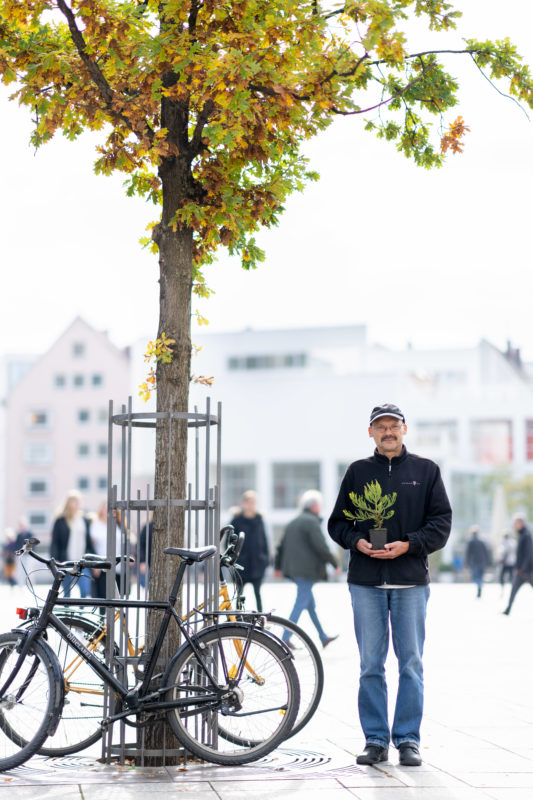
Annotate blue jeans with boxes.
[62,568,92,599]
[349,584,430,749]
[283,578,328,644]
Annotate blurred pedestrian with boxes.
[230,491,270,611]
[328,403,452,767]
[138,512,153,590]
[497,530,516,589]
[465,525,491,598]
[275,490,340,648]
[503,513,533,615]
[2,530,18,586]
[50,490,94,598]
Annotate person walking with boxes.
[465,525,491,598]
[328,403,452,767]
[230,491,270,611]
[502,513,533,615]
[50,490,94,598]
[275,490,340,648]
[497,530,516,589]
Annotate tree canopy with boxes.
[2,0,532,290]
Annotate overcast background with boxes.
[1,0,532,362]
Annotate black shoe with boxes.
[398,743,422,766]
[502,608,510,615]
[356,744,388,765]
[322,635,339,649]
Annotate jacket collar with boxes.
[373,445,408,466]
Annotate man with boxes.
[328,404,452,767]
[275,490,340,648]
[502,513,533,615]
[465,525,491,598]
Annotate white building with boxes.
[188,326,533,553]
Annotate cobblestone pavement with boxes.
[1,576,533,799]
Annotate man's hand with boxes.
[356,539,409,559]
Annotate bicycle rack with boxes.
[102,396,222,766]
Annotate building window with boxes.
[272,462,321,509]
[27,478,49,496]
[97,476,107,490]
[98,443,108,457]
[78,409,90,424]
[228,353,308,371]
[415,420,459,452]
[24,442,52,465]
[28,511,49,529]
[54,374,66,388]
[73,341,86,358]
[92,374,103,387]
[527,421,533,461]
[98,408,108,423]
[27,410,50,429]
[221,464,257,510]
[73,374,84,388]
[77,443,90,458]
[471,420,513,464]
[77,476,90,490]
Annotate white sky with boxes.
[1,0,532,363]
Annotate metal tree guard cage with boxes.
[100,396,222,764]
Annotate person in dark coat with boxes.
[465,525,491,597]
[503,513,533,615]
[50,491,94,598]
[275,490,340,647]
[230,491,270,611]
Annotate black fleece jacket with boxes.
[328,446,452,586]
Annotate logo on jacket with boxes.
[401,481,421,486]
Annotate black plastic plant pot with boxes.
[369,528,387,550]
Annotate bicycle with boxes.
[0,537,300,771]
[15,527,323,757]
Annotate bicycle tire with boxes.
[164,623,300,765]
[0,631,63,771]
[35,615,115,756]
[261,615,324,738]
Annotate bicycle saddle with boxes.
[163,545,216,562]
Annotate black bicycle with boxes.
[0,538,300,771]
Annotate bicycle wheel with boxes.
[0,631,63,771]
[263,615,323,738]
[35,615,114,756]
[164,623,300,765]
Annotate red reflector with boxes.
[15,608,27,620]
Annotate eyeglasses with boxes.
[372,422,404,433]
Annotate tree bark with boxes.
[141,153,194,765]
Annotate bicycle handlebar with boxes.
[219,526,245,567]
[16,538,115,575]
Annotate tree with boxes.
[2,0,532,761]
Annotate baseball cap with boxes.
[369,404,406,425]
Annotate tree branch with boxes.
[56,0,154,143]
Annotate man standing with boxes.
[465,525,491,598]
[502,513,533,615]
[275,490,340,648]
[328,404,452,767]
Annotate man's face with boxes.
[369,415,407,459]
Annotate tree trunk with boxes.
[141,154,194,765]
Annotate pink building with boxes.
[4,317,130,548]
